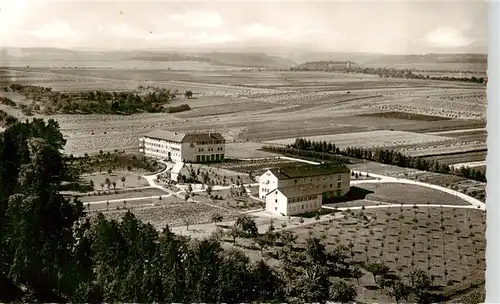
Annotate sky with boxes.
[0,0,489,54]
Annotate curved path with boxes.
[278,157,485,211]
[350,170,485,211]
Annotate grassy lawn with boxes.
[195,189,264,212]
[179,163,255,186]
[92,200,239,229]
[79,187,167,204]
[82,171,150,190]
[355,183,472,206]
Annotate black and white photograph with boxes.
[0,0,492,303]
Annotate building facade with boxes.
[259,163,351,216]
[139,130,225,163]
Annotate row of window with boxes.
[293,174,342,184]
[289,195,318,203]
[146,142,179,150]
[196,141,224,145]
[198,146,224,152]
[147,148,180,157]
[289,201,320,213]
[146,138,179,146]
[196,154,224,162]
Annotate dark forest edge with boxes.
[262,138,486,183]
[0,116,480,303]
[290,61,486,84]
[0,83,193,115]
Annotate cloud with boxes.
[190,32,236,44]
[283,28,326,41]
[168,10,223,28]
[27,20,77,40]
[424,26,474,48]
[146,32,185,42]
[102,23,145,39]
[240,23,284,38]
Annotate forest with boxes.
[1,84,191,115]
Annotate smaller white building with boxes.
[259,163,351,216]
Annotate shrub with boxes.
[165,104,191,113]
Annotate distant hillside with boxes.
[123,51,296,68]
[2,47,296,69]
[290,52,487,66]
[194,52,296,69]
[124,52,212,63]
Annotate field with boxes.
[265,130,453,150]
[0,67,487,168]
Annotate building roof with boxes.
[281,184,324,198]
[143,130,225,143]
[143,130,186,142]
[265,183,324,198]
[268,162,350,180]
[183,132,225,142]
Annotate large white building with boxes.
[139,130,226,163]
[259,163,351,216]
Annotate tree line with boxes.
[0,117,443,303]
[263,138,485,183]
[1,84,192,115]
[290,62,486,84]
[261,144,352,164]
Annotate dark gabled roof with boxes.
[279,184,324,198]
[268,162,350,180]
[142,130,225,143]
[183,132,225,142]
[143,130,186,142]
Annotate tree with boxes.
[383,276,412,304]
[121,176,126,188]
[350,265,363,284]
[407,269,432,303]
[137,175,141,186]
[366,262,390,284]
[211,213,223,226]
[100,182,105,191]
[184,90,193,99]
[105,177,111,190]
[234,214,258,238]
[229,226,240,246]
[112,181,116,190]
[187,184,193,193]
[255,232,274,254]
[1,133,83,302]
[329,279,357,303]
[206,185,212,196]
